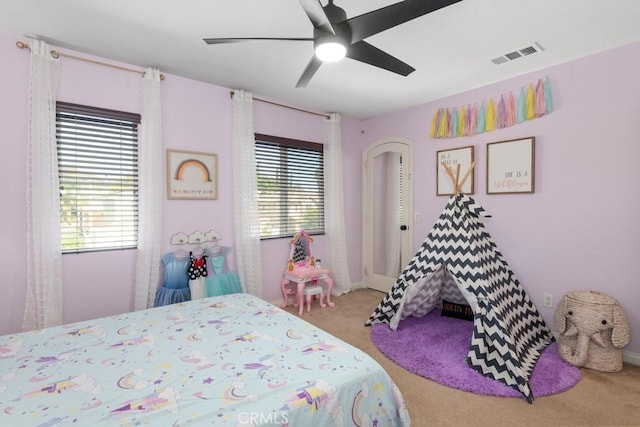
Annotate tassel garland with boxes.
[517,88,526,124]
[506,92,516,127]
[497,95,506,129]
[543,76,553,114]
[476,101,486,134]
[430,77,553,139]
[525,84,535,120]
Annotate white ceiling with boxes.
[3,0,640,120]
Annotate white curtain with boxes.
[323,113,352,295]
[231,90,263,296]
[23,40,63,331]
[134,68,164,310]
[384,152,402,277]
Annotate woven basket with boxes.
[555,290,630,372]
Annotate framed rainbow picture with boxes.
[166,149,217,200]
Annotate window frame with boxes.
[255,133,325,240]
[56,101,141,254]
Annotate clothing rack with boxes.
[155,229,241,306]
[169,230,228,258]
[170,230,222,245]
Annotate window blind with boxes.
[255,134,325,239]
[56,102,140,253]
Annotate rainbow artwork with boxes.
[175,159,211,182]
[167,150,217,200]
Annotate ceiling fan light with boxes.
[315,41,346,62]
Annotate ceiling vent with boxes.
[491,42,544,65]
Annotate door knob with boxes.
[400,225,407,231]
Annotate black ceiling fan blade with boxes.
[298,0,335,34]
[296,56,323,88]
[203,37,313,45]
[347,0,463,43]
[346,41,415,76]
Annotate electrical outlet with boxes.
[543,293,553,308]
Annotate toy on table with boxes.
[280,230,335,316]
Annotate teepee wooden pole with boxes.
[458,161,476,191]
[442,163,457,192]
[442,162,475,195]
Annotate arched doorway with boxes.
[363,138,414,292]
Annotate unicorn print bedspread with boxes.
[0,293,409,426]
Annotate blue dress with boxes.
[154,252,192,307]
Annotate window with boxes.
[255,134,324,239]
[56,102,140,253]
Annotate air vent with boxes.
[491,42,544,65]
[491,56,509,65]
[505,51,522,60]
[519,45,538,56]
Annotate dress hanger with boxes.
[170,229,223,257]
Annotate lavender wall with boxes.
[361,42,640,354]
[0,34,362,335]
[2,32,637,355]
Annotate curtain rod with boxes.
[16,40,165,80]
[230,90,330,119]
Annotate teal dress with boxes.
[205,254,242,297]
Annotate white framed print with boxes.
[486,137,535,194]
[436,145,475,195]
[166,149,218,200]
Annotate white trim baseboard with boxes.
[623,350,640,366]
[350,281,366,290]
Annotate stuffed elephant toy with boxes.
[554,290,630,372]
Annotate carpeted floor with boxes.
[370,311,581,398]
[282,288,640,427]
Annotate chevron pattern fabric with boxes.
[293,239,306,262]
[365,194,553,402]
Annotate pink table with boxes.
[281,267,335,316]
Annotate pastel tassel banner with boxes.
[429,77,553,139]
[534,79,545,117]
[468,104,477,136]
[543,77,553,114]
[497,95,506,129]
[506,92,516,127]
[458,105,466,136]
[485,98,496,132]
[517,88,526,123]
[525,84,535,120]
[476,101,486,134]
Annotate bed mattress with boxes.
[0,293,409,426]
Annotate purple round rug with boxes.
[371,311,581,398]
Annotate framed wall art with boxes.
[166,149,218,200]
[436,145,475,195]
[486,137,535,194]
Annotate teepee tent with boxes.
[366,164,553,402]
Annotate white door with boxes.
[363,139,414,293]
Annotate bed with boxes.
[0,293,410,426]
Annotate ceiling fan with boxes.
[203,0,462,88]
